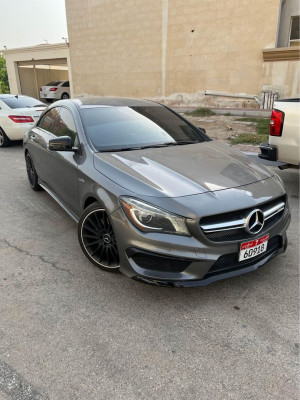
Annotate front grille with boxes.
[206,235,282,277]
[200,195,286,242]
[131,252,191,273]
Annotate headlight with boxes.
[120,197,190,236]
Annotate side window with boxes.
[54,107,78,146]
[62,81,69,87]
[37,108,60,134]
[290,16,300,46]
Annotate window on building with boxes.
[290,16,300,46]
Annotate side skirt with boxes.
[38,179,79,223]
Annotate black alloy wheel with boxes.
[78,204,120,272]
[0,128,11,148]
[25,153,42,191]
[61,93,69,99]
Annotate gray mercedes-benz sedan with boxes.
[24,98,290,287]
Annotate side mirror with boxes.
[48,136,77,152]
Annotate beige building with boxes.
[3,1,299,108]
[65,0,300,108]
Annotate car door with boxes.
[29,106,81,216]
[46,106,81,216]
[28,107,60,183]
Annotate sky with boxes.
[0,0,68,49]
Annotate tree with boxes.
[0,56,10,94]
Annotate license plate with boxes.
[239,234,269,262]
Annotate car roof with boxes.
[73,97,160,108]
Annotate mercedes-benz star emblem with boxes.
[245,209,265,234]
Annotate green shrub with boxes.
[230,117,269,145]
[186,107,215,117]
[0,57,10,94]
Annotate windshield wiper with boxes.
[99,143,176,152]
[138,141,199,149]
[98,141,200,152]
[99,146,144,152]
[138,142,178,149]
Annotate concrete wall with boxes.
[65,0,280,103]
[262,59,299,98]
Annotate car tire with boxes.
[0,128,12,148]
[61,92,69,99]
[25,152,43,191]
[78,203,120,272]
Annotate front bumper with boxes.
[110,201,290,287]
[131,233,287,287]
[259,141,278,162]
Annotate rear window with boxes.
[1,96,45,109]
[45,81,61,86]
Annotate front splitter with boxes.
[131,243,286,288]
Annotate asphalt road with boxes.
[0,143,299,400]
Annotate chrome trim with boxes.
[264,202,285,220]
[201,201,285,234]
[202,219,245,233]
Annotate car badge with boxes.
[245,209,265,234]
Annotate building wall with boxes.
[65,0,281,101]
[277,0,300,47]
[262,59,299,98]
[66,0,163,98]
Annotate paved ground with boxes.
[0,144,299,400]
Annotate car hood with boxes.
[93,141,274,197]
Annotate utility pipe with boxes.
[204,90,261,105]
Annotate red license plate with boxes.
[239,234,269,262]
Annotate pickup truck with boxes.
[259,99,299,168]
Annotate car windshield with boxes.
[1,96,45,109]
[81,105,210,151]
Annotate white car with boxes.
[0,94,46,147]
[259,98,299,168]
[40,80,70,102]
